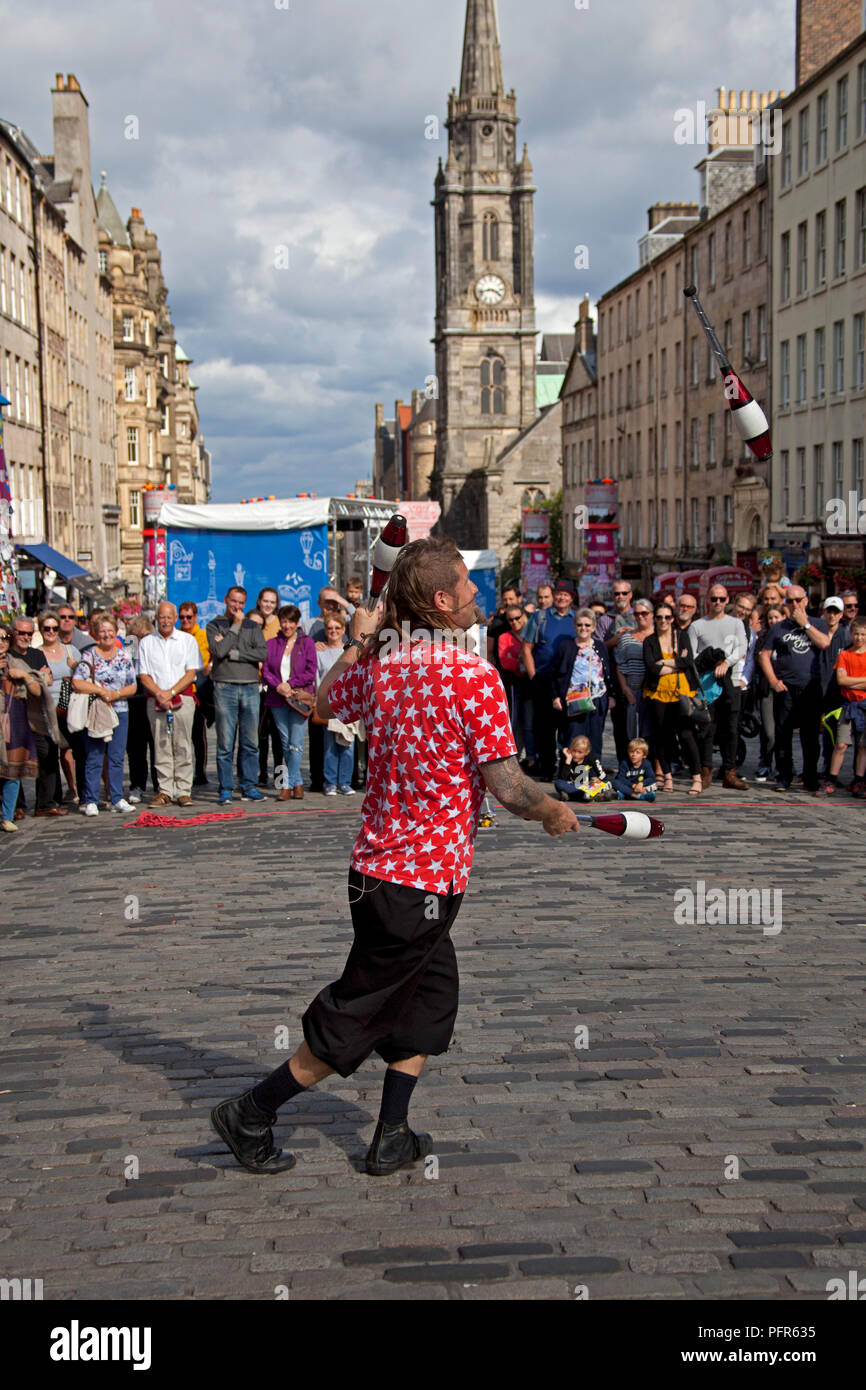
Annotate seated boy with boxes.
[613,737,658,801]
[554,734,613,802]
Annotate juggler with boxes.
[212,537,579,1176]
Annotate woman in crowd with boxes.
[71,611,137,817]
[254,587,282,786]
[551,606,613,762]
[497,604,536,770]
[748,603,786,782]
[125,615,159,803]
[614,599,655,745]
[1,623,38,831]
[316,611,356,795]
[261,604,317,801]
[36,608,79,803]
[643,600,703,796]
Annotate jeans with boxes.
[271,704,308,789]
[565,697,607,762]
[699,681,741,772]
[773,681,822,789]
[1,778,20,821]
[83,712,129,806]
[323,729,354,789]
[33,731,63,809]
[214,683,260,795]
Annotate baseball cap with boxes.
[554,578,575,594]
[823,596,844,612]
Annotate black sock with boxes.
[250,1060,307,1116]
[379,1069,418,1126]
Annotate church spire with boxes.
[459,0,505,98]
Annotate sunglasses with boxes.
[709,596,727,602]
[14,629,34,637]
[42,624,59,632]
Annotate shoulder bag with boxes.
[65,652,96,733]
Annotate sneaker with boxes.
[127,788,143,804]
[1,820,18,833]
[850,779,866,799]
[218,791,234,805]
[323,785,337,797]
[82,803,99,817]
[241,788,266,802]
[814,782,835,797]
[111,799,135,813]
[755,766,770,782]
[337,785,356,796]
[773,782,791,793]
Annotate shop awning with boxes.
[15,543,89,579]
[15,543,113,604]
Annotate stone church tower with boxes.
[432,0,539,551]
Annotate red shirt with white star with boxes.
[328,640,517,893]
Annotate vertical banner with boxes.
[579,481,619,605]
[521,509,551,595]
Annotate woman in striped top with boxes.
[615,600,655,745]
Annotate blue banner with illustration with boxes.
[165,526,328,626]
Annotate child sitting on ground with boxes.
[554,735,613,802]
[613,737,658,801]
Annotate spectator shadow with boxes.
[75,1002,375,1173]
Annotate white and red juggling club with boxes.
[683,285,772,462]
[366,513,408,611]
[574,811,664,840]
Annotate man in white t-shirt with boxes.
[690,584,749,790]
[138,602,201,806]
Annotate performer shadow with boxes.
[76,1002,376,1174]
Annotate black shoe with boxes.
[193,775,209,786]
[210,1090,296,1175]
[364,1119,431,1176]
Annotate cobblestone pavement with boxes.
[2,741,865,1302]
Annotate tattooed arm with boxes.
[481,757,579,836]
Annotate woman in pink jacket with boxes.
[261,605,318,800]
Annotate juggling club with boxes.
[683,285,772,461]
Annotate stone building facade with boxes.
[561,297,598,574]
[770,24,866,569]
[98,190,209,589]
[0,123,44,546]
[430,0,559,555]
[594,91,778,592]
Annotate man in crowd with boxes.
[57,603,94,653]
[675,593,698,647]
[535,583,553,611]
[521,578,577,780]
[305,587,354,643]
[211,537,578,1178]
[178,601,212,786]
[817,597,852,781]
[757,584,830,793]
[840,591,859,632]
[138,602,201,808]
[486,583,522,674]
[600,581,636,762]
[691,584,749,790]
[206,587,269,805]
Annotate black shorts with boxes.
[302,869,463,1078]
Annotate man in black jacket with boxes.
[206,587,269,804]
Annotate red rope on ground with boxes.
[125,810,246,828]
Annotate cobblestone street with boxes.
[2,747,865,1302]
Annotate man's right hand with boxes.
[773,680,788,694]
[541,799,580,837]
[349,604,381,644]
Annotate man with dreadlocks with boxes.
[212,537,579,1176]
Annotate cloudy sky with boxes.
[3,0,794,501]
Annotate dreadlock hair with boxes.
[371,536,464,657]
